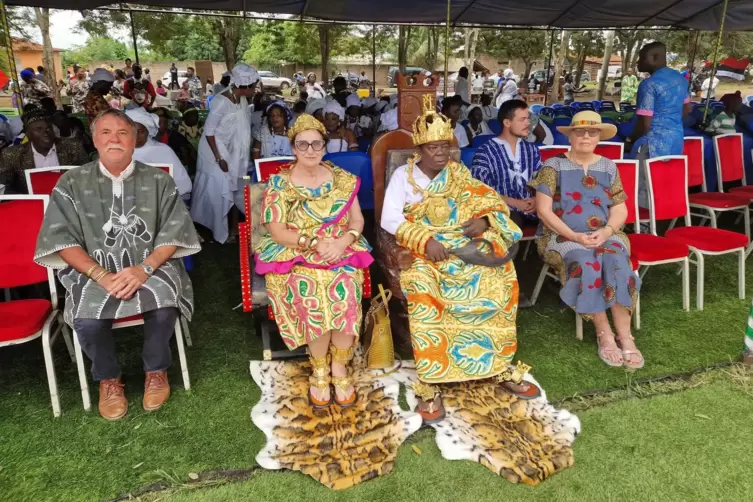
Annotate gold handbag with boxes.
[364,284,398,370]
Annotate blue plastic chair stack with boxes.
[551,103,565,109]
[322,151,374,210]
[539,107,555,119]
[591,100,602,111]
[569,102,582,111]
[620,102,635,112]
[471,134,495,148]
[488,119,501,136]
[600,101,617,112]
[554,108,573,119]
[579,102,595,112]
[461,147,477,167]
[529,104,544,115]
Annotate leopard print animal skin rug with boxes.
[250,359,579,489]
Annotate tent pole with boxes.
[372,24,376,97]
[543,29,555,106]
[686,30,700,94]
[703,0,729,124]
[0,0,22,112]
[129,10,139,64]
[444,0,450,96]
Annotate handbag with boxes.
[363,284,399,371]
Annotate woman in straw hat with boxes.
[528,111,643,370]
[255,114,373,409]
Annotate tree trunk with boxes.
[429,27,441,71]
[523,60,534,89]
[33,8,59,106]
[552,30,570,102]
[468,28,479,70]
[398,27,412,73]
[215,18,242,71]
[597,30,615,101]
[318,25,331,90]
[574,47,586,87]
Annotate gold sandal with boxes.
[308,352,332,408]
[330,344,357,407]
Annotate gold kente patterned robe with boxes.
[382,158,522,383]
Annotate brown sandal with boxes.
[308,352,332,408]
[497,361,542,400]
[616,335,644,370]
[330,344,357,407]
[413,382,445,424]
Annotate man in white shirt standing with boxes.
[455,67,470,105]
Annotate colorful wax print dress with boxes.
[528,155,640,317]
[255,164,373,349]
[383,157,522,384]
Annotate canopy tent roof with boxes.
[5,0,753,31]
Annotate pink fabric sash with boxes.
[256,177,372,274]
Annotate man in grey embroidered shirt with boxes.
[34,109,201,420]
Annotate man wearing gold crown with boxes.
[380,100,539,423]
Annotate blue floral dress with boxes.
[528,155,640,317]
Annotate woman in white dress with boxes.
[494,69,519,108]
[305,72,326,101]
[191,63,259,244]
[323,100,359,153]
[252,101,293,159]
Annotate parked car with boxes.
[571,70,591,82]
[258,71,293,91]
[161,70,188,88]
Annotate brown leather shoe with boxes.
[143,371,171,411]
[99,378,128,421]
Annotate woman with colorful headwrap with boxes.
[255,114,373,408]
[252,101,293,159]
[190,63,259,243]
[323,100,359,153]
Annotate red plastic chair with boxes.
[646,155,748,311]
[713,133,753,197]
[538,145,569,163]
[0,195,74,417]
[254,157,295,183]
[24,166,78,195]
[684,136,751,238]
[594,141,624,160]
[239,181,372,360]
[616,159,690,313]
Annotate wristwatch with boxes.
[141,263,154,276]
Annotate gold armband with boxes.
[396,222,433,255]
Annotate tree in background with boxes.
[463,28,479,70]
[480,29,547,86]
[570,30,605,86]
[397,26,413,73]
[62,38,130,68]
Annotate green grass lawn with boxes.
[0,244,751,502]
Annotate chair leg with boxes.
[708,210,718,229]
[522,241,532,261]
[180,316,192,347]
[744,207,751,240]
[575,314,583,341]
[633,294,640,330]
[682,257,690,312]
[692,250,705,311]
[739,249,746,300]
[42,316,61,418]
[174,320,191,391]
[639,265,649,280]
[668,217,678,231]
[72,329,91,412]
[530,265,550,306]
[60,316,75,362]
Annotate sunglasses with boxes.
[572,129,601,138]
[294,140,326,152]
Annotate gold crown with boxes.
[288,113,327,141]
[411,94,454,146]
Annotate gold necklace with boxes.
[407,155,453,227]
[288,162,335,215]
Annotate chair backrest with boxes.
[254,156,295,183]
[644,155,690,235]
[594,142,624,160]
[487,119,501,136]
[713,133,745,188]
[471,134,494,149]
[322,151,374,210]
[683,136,706,190]
[600,101,616,111]
[0,195,58,306]
[529,104,543,115]
[460,147,477,168]
[25,166,77,196]
[539,107,555,118]
[538,145,570,162]
[614,160,639,232]
[146,163,174,177]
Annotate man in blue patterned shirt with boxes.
[470,99,542,231]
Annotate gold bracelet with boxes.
[605,224,616,236]
[85,264,98,278]
[93,270,108,283]
[309,237,319,249]
[297,234,309,248]
[346,229,361,242]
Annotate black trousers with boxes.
[74,307,178,381]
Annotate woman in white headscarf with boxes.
[494,69,519,107]
[305,72,326,101]
[305,98,327,123]
[464,104,493,140]
[323,100,359,153]
[191,63,259,243]
[126,107,193,197]
[252,101,293,159]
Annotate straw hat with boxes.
[556,110,617,141]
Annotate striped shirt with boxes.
[470,137,541,214]
[706,111,737,136]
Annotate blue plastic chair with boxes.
[600,101,616,112]
[460,119,469,127]
[569,102,582,111]
[488,119,501,136]
[539,107,555,118]
[322,151,374,210]
[591,100,602,111]
[551,103,565,109]
[554,108,573,118]
[529,104,544,115]
[461,147,477,167]
[471,134,494,148]
[579,102,595,111]
[358,138,371,153]
[745,95,753,106]
[553,117,572,128]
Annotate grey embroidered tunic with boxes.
[34,160,201,325]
